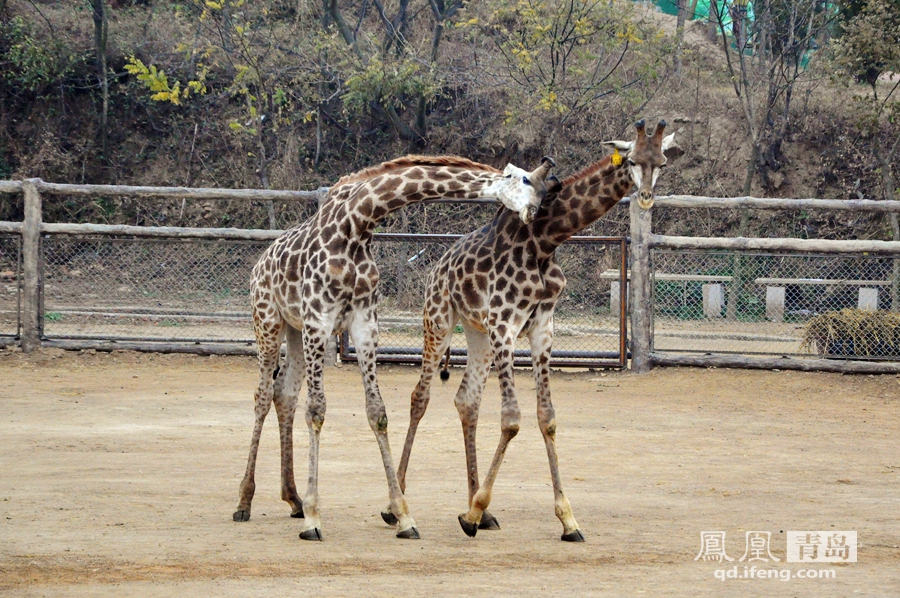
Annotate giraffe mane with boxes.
[560,154,614,187]
[333,155,501,188]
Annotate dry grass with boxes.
[801,308,900,358]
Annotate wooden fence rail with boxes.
[3,178,900,373]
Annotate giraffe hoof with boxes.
[380,510,399,526]
[233,510,250,522]
[290,509,305,519]
[561,529,585,542]
[478,512,500,530]
[396,526,420,539]
[458,515,478,538]
[299,528,323,541]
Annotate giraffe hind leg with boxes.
[234,314,284,522]
[383,312,456,526]
[274,323,305,518]
[458,325,521,537]
[454,323,501,535]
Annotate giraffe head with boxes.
[489,156,556,223]
[601,119,683,210]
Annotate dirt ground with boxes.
[0,349,898,596]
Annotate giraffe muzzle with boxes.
[638,190,655,210]
[519,205,538,224]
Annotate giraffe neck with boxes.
[528,156,633,259]
[324,166,502,238]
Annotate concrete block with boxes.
[611,281,629,315]
[702,283,724,318]
[858,287,878,311]
[766,286,786,322]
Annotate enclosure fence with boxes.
[628,194,900,374]
[0,179,627,368]
[3,178,900,374]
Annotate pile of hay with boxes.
[801,308,900,358]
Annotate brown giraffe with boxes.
[393,120,681,541]
[233,154,557,541]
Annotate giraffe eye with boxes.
[627,158,636,166]
[522,176,532,186]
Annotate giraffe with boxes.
[233,154,557,541]
[393,120,682,541]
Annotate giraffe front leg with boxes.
[273,324,305,518]
[299,323,329,541]
[459,326,520,538]
[234,321,283,522]
[529,307,583,542]
[351,309,419,539]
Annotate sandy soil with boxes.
[0,348,898,596]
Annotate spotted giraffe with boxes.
[233,154,556,541]
[394,121,682,540]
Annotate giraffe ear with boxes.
[661,133,685,159]
[546,175,563,194]
[502,163,526,178]
[600,140,634,152]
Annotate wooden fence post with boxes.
[21,178,42,353]
[629,197,653,373]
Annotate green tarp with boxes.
[648,0,755,25]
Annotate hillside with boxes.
[0,0,898,240]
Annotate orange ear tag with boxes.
[611,148,623,166]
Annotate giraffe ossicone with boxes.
[394,119,682,541]
[232,154,556,542]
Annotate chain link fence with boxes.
[0,235,20,338]
[651,250,900,360]
[343,235,626,367]
[37,233,627,367]
[42,237,267,345]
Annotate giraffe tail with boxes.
[439,347,451,381]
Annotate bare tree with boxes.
[90,0,108,158]
[831,0,900,308]
[710,0,834,318]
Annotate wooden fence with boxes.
[3,177,900,373]
[627,194,900,374]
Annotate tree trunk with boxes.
[674,0,688,77]
[706,0,719,42]
[726,207,750,320]
[411,1,455,149]
[314,103,323,167]
[728,141,758,320]
[91,0,108,159]
[874,134,900,310]
[324,0,419,142]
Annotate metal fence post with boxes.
[21,178,42,353]
[629,196,653,373]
